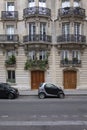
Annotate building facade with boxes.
[0,0,87,90]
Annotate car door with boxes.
[45,83,58,95]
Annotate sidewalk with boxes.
[19,89,87,96]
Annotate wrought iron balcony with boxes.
[1,11,18,20]
[23,6,51,18]
[58,7,85,18]
[23,34,52,43]
[60,59,81,67]
[57,34,86,44]
[0,35,19,43]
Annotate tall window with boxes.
[6,25,14,35]
[28,0,35,7]
[28,51,36,60]
[74,0,80,7]
[39,51,47,60]
[62,0,70,8]
[62,23,70,35]
[72,50,80,60]
[7,70,15,83]
[6,25,14,40]
[74,22,81,35]
[6,2,14,11]
[6,50,15,60]
[29,23,36,41]
[61,50,69,60]
[40,22,46,40]
[39,0,46,7]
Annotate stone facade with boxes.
[0,0,87,90]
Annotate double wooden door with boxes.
[31,71,44,89]
[64,71,77,89]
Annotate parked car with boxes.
[0,83,19,99]
[38,82,65,99]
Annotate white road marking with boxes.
[0,121,87,126]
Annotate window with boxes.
[61,50,69,60]
[6,25,14,35]
[39,0,46,7]
[28,0,35,7]
[28,51,36,60]
[62,0,70,8]
[74,0,80,7]
[29,23,36,41]
[39,51,47,60]
[6,2,14,11]
[6,50,15,60]
[7,70,15,83]
[72,50,80,60]
[74,22,81,35]
[62,22,70,35]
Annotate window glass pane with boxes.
[62,0,70,8]
[62,23,70,35]
[28,0,35,7]
[74,0,80,7]
[7,2,14,11]
[39,0,46,7]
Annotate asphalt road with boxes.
[0,96,87,130]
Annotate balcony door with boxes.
[40,23,46,41]
[6,25,14,40]
[29,23,36,41]
[28,0,35,7]
[39,0,46,7]
[6,2,15,17]
[62,22,70,41]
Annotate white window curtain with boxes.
[61,50,69,60]
[62,0,70,8]
[72,50,80,60]
[28,0,35,7]
[74,23,81,35]
[6,2,14,11]
[6,25,14,35]
[74,0,80,7]
[28,51,35,60]
[39,0,46,7]
[62,23,70,35]
[39,51,46,60]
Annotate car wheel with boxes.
[39,93,45,99]
[59,93,64,99]
[8,93,14,99]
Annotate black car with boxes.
[38,82,65,99]
[0,83,19,99]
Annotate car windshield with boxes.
[45,83,57,88]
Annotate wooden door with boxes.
[64,71,77,89]
[31,71,44,89]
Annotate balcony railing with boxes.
[0,35,19,43]
[23,34,52,43]
[57,34,86,43]
[58,7,85,18]
[23,6,51,18]
[61,60,81,67]
[1,11,18,20]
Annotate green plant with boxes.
[5,55,16,65]
[24,59,48,70]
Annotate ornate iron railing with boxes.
[23,6,51,18]
[58,7,85,18]
[57,34,86,43]
[23,34,52,43]
[1,11,18,20]
[61,60,81,67]
[0,35,19,42]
